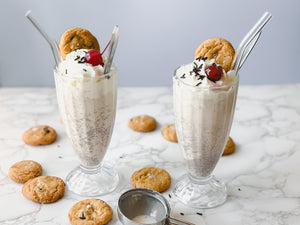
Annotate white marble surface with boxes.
[0,85,300,225]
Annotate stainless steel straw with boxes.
[25,10,61,67]
[231,11,272,73]
[104,25,120,74]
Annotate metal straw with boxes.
[25,10,60,67]
[104,25,120,74]
[231,11,272,73]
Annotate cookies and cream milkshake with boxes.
[54,49,117,167]
[174,57,238,177]
[54,27,119,196]
[173,38,239,208]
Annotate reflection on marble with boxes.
[0,85,299,225]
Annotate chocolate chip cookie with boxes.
[22,176,65,203]
[68,198,113,225]
[8,160,42,183]
[194,38,235,71]
[128,115,157,132]
[222,136,236,155]
[59,28,100,60]
[162,124,178,142]
[22,125,57,146]
[131,167,171,192]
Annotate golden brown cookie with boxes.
[59,28,100,60]
[8,160,42,183]
[128,115,157,132]
[194,38,235,71]
[222,136,235,155]
[22,176,65,203]
[22,125,57,146]
[68,199,113,225]
[131,167,171,192]
[162,124,178,142]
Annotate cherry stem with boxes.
[101,40,111,55]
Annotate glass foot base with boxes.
[173,174,227,208]
[66,162,119,196]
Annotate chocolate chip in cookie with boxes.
[194,38,235,72]
[8,160,42,183]
[22,125,57,146]
[59,28,100,60]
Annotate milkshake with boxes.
[174,57,238,177]
[173,38,239,208]
[55,49,117,167]
[54,28,119,196]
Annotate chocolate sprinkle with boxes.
[79,212,86,220]
[180,213,184,216]
[168,194,172,198]
[78,57,87,64]
[83,69,87,72]
[238,188,241,191]
[105,75,110,79]
[74,56,80,61]
[196,212,203,216]
[196,82,202,86]
[65,69,67,74]
[180,73,186,79]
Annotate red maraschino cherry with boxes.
[84,50,103,66]
[205,64,223,82]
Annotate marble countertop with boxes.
[0,85,300,225]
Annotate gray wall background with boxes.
[0,0,299,87]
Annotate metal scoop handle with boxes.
[231,11,272,73]
[168,217,195,225]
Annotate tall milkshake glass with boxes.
[173,66,239,208]
[54,66,119,196]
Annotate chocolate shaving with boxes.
[79,212,86,220]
